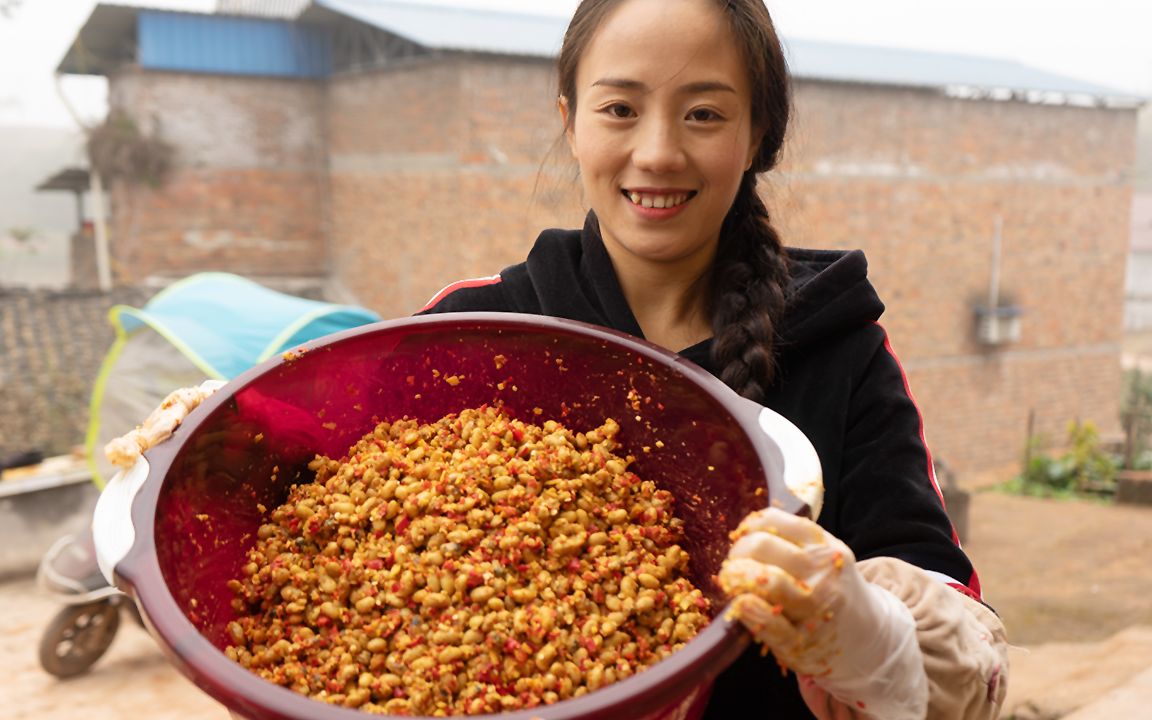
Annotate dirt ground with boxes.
[1,489,1149,719]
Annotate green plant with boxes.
[1013,419,1118,498]
[1121,369,1152,468]
[7,226,38,245]
[87,110,175,188]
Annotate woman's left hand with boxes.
[718,507,928,719]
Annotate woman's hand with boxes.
[104,381,225,468]
[718,507,928,719]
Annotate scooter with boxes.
[36,523,140,678]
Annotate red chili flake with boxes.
[395,516,411,534]
[366,558,384,570]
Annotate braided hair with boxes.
[557,0,793,402]
[707,0,792,402]
[710,171,790,402]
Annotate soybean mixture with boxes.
[225,406,711,716]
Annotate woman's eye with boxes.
[687,108,721,122]
[604,103,635,119]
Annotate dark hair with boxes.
[557,0,792,402]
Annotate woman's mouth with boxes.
[622,190,696,209]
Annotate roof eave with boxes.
[56,4,139,77]
[796,73,1147,110]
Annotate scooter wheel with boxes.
[39,600,121,678]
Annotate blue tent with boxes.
[86,273,381,486]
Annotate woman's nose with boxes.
[632,119,687,174]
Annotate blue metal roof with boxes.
[138,10,331,78]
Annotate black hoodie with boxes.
[422,217,982,717]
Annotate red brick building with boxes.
[57,1,1144,480]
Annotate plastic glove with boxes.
[103,380,225,468]
[718,507,928,720]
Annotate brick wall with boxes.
[771,82,1136,476]
[326,56,584,316]
[98,58,1137,480]
[105,69,329,284]
[325,65,1135,477]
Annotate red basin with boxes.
[100,313,813,720]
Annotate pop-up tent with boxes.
[86,273,381,487]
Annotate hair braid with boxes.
[709,171,790,402]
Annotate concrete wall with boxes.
[105,69,330,284]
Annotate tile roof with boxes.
[0,287,150,459]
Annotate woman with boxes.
[421,0,1008,717]
[112,0,1008,716]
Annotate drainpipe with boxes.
[54,74,112,292]
[89,170,112,291]
[988,215,1003,312]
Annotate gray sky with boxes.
[1,0,1151,128]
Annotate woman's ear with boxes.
[745,129,763,172]
[558,95,577,158]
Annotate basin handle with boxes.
[732,398,824,520]
[92,457,150,588]
[758,406,824,520]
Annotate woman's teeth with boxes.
[627,191,689,209]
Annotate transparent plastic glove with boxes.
[103,380,226,468]
[718,507,928,720]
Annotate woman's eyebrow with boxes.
[591,78,736,94]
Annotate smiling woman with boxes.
[100,0,1011,717]
[557,0,763,352]
[422,0,1009,717]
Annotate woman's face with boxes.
[562,0,759,269]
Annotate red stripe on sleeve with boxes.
[876,323,983,600]
[421,275,502,311]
